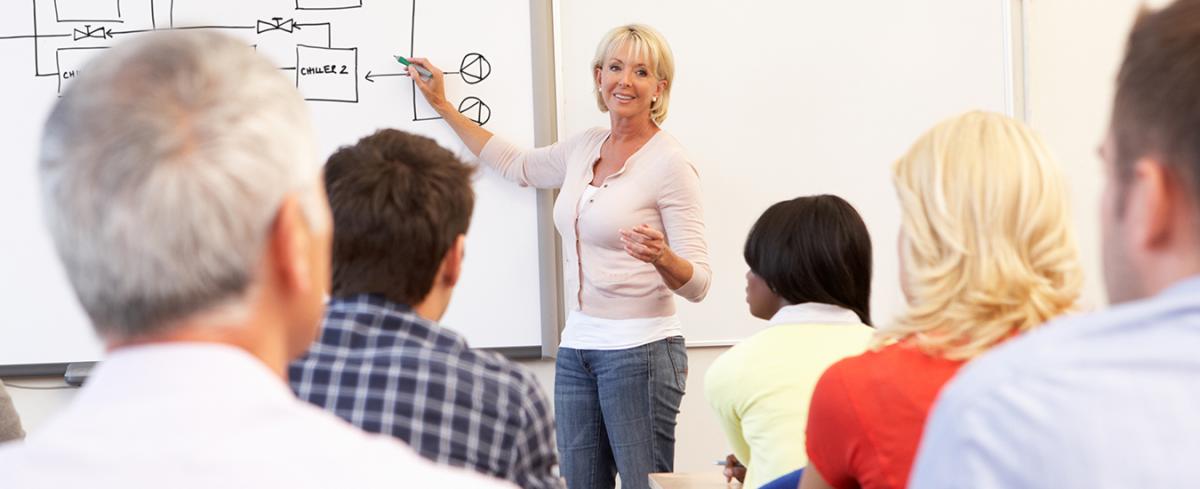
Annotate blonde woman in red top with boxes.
[799,111,1083,489]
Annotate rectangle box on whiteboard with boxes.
[295,0,362,10]
[56,47,108,95]
[295,45,358,103]
[54,0,122,22]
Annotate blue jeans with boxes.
[555,337,688,489]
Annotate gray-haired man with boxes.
[0,31,512,489]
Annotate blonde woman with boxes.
[409,25,709,489]
[799,111,1082,489]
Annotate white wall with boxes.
[1024,0,1169,311]
[3,0,1165,478]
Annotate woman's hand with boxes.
[407,57,452,114]
[620,224,668,264]
[405,57,493,155]
[621,224,693,289]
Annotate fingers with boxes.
[621,238,664,264]
[620,225,668,263]
[406,57,448,109]
[623,224,664,241]
[409,57,446,82]
[407,65,427,86]
[408,57,438,73]
[619,225,664,245]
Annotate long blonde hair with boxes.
[876,111,1083,360]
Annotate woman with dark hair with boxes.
[705,195,874,489]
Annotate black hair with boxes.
[743,194,873,325]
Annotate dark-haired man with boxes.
[289,129,563,489]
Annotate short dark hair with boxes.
[743,195,873,325]
[1113,0,1200,209]
[325,129,475,305]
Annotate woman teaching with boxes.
[408,24,711,489]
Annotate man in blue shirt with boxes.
[910,1,1200,487]
[289,129,562,489]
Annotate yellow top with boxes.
[704,303,872,489]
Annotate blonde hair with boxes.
[591,24,675,125]
[876,111,1083,360]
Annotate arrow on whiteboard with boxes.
[365,70,410,83]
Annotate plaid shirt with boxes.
[289,294,562,489]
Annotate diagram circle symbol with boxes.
[458,96,491,126]
[459,53,491,85]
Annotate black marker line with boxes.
[295,0,361,11]
[409,0,417,120]
[170,25,255,30]
[0,33,70,40]
[33,0,44,76]
[365,71,410,82]
[150,0,155,29]
[117,0,122,18]
[110,28,152,35]
[295,22,331,48]
[411,81,418,120]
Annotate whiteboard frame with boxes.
[530,0,565,358]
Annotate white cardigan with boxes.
[479,127,711,320]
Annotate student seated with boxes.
[289,129,563,489]
[0,31,511,489]
[912,2,1200,486]
[705,195,875,489]
[799,111,1083,489]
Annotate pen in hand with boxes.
[395,55,433,81]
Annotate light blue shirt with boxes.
[910,276,1200,489]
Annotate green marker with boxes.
[395,55,433,81]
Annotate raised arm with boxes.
[409,58,573,189]
[408,58,493,156]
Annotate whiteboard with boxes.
[555,0,1015,345]
[0,0,549,368]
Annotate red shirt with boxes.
[805,342,964,489]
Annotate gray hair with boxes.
[39,31,323,340]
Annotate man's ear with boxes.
[268,194,312,294]
[1127,158,1176,252]
[440,234,467,289]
